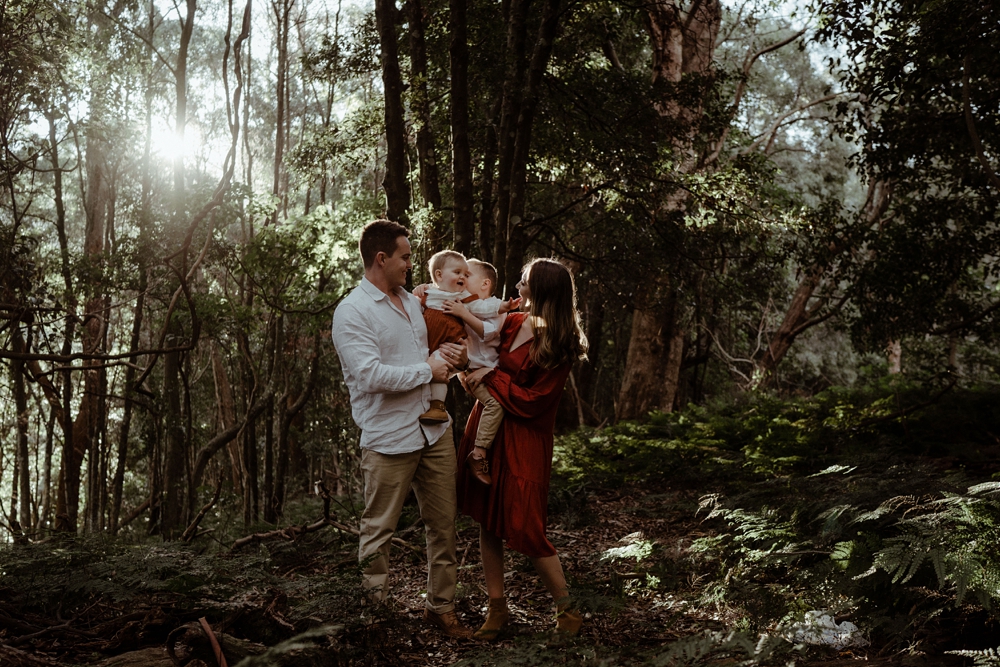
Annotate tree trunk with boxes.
[263,397,275,523]
[502,0,563,296]
[577,286,605,407]
[263,314,280,523]
[616,0,721,420]
[617,282,685,419]
[274,336,320,518]
[148,410,163,535]
[39,403,55,530]
[757,180,891,382]
[271,0,292,226]
[243,414,259,527]
[492,0,529,289]
[375,0,409,222]
[408,0,442,218]
[449,0,474,254]
[887,340,902,374]
[112,18,155,533]
[60,71,113,528]
[174,0,195,217]
[161,342,186,539]
[212,343,243,488]
[478,102,501,264]
[13,340,32,532]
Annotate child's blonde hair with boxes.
[427,250,467,283]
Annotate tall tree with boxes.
[449,0,474,255]
[375,0,410,222]
[616,0,721,419]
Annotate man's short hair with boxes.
[467,259,498,295]
[359,219,409,269]
[427,249,466,278]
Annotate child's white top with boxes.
[423,288,501,319]
[465,296,505,370]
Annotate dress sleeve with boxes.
[484,362,571,419]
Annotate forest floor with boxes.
[6,385,1000,666]
[0,475,986,667]
[375,482,970,667]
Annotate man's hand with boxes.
[498,297,522,314]
[427,354,451,382]
[438,340,468,371]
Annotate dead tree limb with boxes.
[230,483,422,555]
[182,477,223,542]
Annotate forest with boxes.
[1,0,999,664]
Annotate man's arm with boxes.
[333,303,439,393]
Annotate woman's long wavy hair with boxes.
[523,258,588,369]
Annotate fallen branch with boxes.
[198,617,229,667]
[117,497,152,532]
[0,644,61,666]
[183,477,223,542]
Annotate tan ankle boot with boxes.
[474,597,509,641]
[555,599,582,636]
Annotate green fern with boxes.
[647,630,792,666]
[945,647,1000,666]
[859,482,1000,607]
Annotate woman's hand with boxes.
[462,367,491,393]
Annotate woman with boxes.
[457,258,588,639]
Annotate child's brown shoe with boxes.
[419,400,449,424]
[466,450,492,485]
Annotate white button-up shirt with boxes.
[332,277,450,454]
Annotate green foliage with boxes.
[552,385,1000,650]
[946,646,1000,667]
[816,0,1000,349]
[233,625,344,667]
[0,532,363,636]
[858,482,1000,608]
[556,379,1000,487]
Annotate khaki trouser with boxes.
[472,383,505,450]
[359,427,457,613]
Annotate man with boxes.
[332,219,473,638]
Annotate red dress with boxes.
[456,312,572,558]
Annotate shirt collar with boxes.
[360,277,410,304]
[360,276,389,301]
